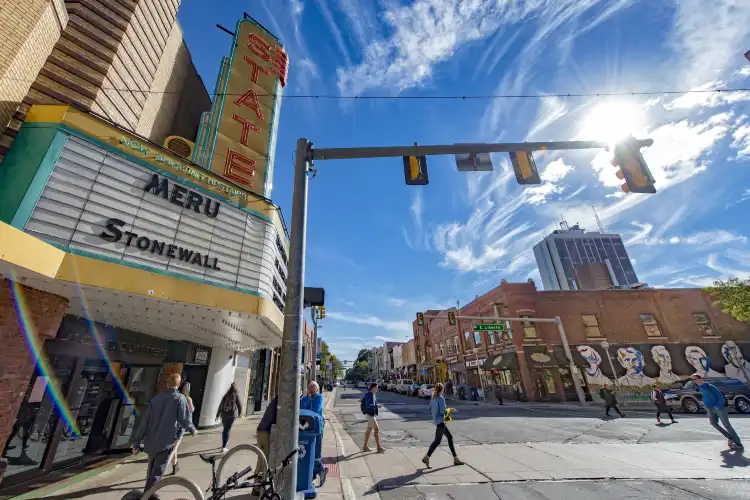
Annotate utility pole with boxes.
[311,307,319,383]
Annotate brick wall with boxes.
[0,279,68,480]
[0,0,67,136]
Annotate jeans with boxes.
[145,446,173,491]
[656,408,675,421]
[707,407,742,446]
[222,416,235,448]
[427,423,457,457]
[605,404,623,416]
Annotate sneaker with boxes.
[453,457,464,466]
[421,455,430,468]
[671,420,678,424]
[656,419,661,424]
[377,447,386,454]
[362,445,371,452]
[221,447,228,453]
[731,443,744,450]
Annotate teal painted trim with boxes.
[0,123,61,223]
[57,124,273,223]
[262,79,281,198]
[47,242,267,299]
[11,131,69,229]
[206,55,232,169]
[204,58,229,166]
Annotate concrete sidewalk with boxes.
[326,409,750,499]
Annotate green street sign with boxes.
[474,324,505,331]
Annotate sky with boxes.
[178,0,750,363]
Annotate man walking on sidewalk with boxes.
[692,374,743,450]
[133,373,196,496]
[599,383,624,418]
[361,383,385,453]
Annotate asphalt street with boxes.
[332,386,750,448]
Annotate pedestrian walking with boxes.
[599,383,624,418]
[514,381,522,402]
[300,381,324,417]
[168,381,194,475]
[494,384,504,405]
[216,383,242,453]
[650,384,676,424]
[692,374,743,450]
[132,373,196,495]
[361,382,385,453]
[422,383,464,468]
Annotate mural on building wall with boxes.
[576,342,750,402]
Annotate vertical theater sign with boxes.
[194,18,288,198]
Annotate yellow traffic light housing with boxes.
[509,151,541,185]
[611,138,656,194]
[416,312,424,326]
[319,306,326,319]
[448,311,456,326]
[403,155,429,185]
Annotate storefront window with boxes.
[3,356,76,478]
[464,331,471,350]
[112,366,161,448]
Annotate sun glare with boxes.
[580,101,646,145]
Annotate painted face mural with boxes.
[651,345,682,384]
[616,347,655,387]
[576,345,611,386]
[722,341,750,383]
[685,346,724,378]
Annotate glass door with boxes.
[112,366,161,449]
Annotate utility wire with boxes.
[2,75,749,100]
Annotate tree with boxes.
[356,349,370,364]
[345,361,369,382]
[318,341,344,380]
[704,278,750,322]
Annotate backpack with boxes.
[221,394,235,414]
[360,395,367,415]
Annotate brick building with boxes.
[413,280,750,404]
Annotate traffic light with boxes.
[448,311,456,326]
[319,306,326,319]
[403,155,429,185]
[509,151,541,184]
[610,137,655,193]
[416,312,424,326]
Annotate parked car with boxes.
[409,382,421,396]
[396,379,413,395]
[664,377,750,414]
[387,381,398,392]
[419,384,435,399]
[357,381,368,389]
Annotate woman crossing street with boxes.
[422,383,464,468]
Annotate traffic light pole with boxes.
[277,137,642,499]
[311,308,318,384]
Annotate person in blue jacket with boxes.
[422,383,464,468]
[361,383,385,453]
[300,381,324,416]
[692,374,743,449]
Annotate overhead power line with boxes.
[2,75,749,100]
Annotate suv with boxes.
[409,382,422,397]
[664,377,750,414]
[396,379,413,394]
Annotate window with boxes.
[519,316,537,339]
[582,314,602,338]
[464,331,472,350]
[453,336,460,354]
[640,313,663,337]
[440,341,445,357]
[693,313,716,337]
[473,331,482,345]
[488,331,496,345]
[275,235,288,264]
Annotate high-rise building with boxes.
[533,224,640,291]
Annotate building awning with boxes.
[524,350,559,368]
[552,347,588,366]
[483,353,518,370]
[448,362,466,373]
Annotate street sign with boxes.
[456,152,493,172]
[474,324,505,331]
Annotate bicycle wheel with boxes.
[138,475,203,500]
[216,444,268,484]
[261,491,280,500]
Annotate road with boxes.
[330,386,750,499]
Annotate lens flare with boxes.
[8,273,80,436]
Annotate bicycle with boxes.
[130,444,298,500]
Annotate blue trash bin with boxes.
[297,410,323,498]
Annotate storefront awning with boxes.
[483,352,518,370]
[552,348,588,366]
[524,350,559,368]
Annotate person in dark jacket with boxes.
[692,374,743,449]
[651,384,676,424]
[133,373,196,493]
[361,383,384,453]
[599,383,624,418]
[216,383,243,452]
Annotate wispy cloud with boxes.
[626,223,747,247]
[314,0,352,66]
[326,311,411,333]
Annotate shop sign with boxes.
[465,358,486,368]
[445,356,458,364]
[195,348,209,364]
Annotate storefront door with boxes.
[111,366,161,449]
[532,371,551,401]
[183,365,208,426]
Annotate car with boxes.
[396,379,413,394]
[385,381,395,392]
[664,377,750,414]
[357,381,368,389]
[409,382,422,396]
[418,384,435,398]
[334,381,340,387]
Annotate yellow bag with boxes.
[444,408,452,423]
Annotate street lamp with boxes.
[466,347,486,401]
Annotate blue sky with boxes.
[179,0,750,362]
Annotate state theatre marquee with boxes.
[22,135,288,307]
